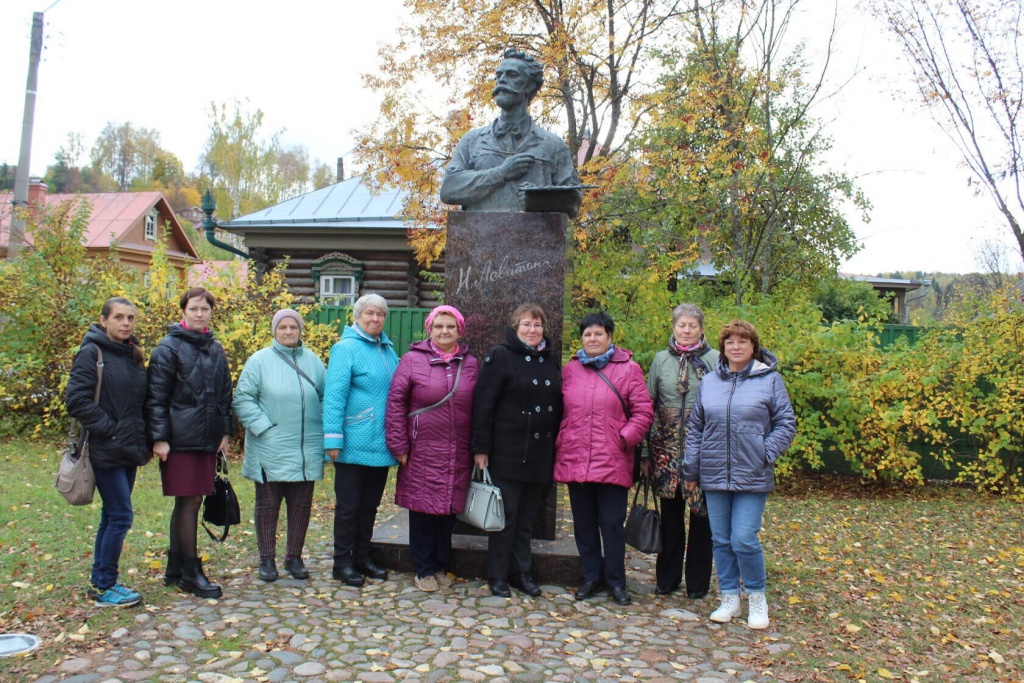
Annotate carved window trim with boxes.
[312,252,364,306]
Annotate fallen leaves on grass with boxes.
[752,474,1024,682]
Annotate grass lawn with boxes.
[0,438,342,678]
[1,438,1022,682]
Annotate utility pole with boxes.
[8,12,44,260]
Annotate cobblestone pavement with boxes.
[34,542,783,683]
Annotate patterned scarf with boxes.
[669,336,712,404]
[576,344,616,369]
[670,335,712,516]
[429,340,457,363]
[521,338,547,353]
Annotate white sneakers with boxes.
[434,572,453,588]
[709,593,742,623]
[747,591,770,629]
[708,592,770,629]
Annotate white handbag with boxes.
[457,464,506,532]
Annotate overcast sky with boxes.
[1,0,1016,275]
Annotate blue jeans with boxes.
[91,465,137,590]
[704,491,767,593]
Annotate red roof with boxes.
[0,190,198,259]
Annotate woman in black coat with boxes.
[65,297,148,607]
[146,287,233,599]
[472,303,562,598]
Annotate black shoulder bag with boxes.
[203,451,241,542]
[624,473,662,554]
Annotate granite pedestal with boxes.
[444,210,572,541]
[445,211,571,362]
[371,487,581,586]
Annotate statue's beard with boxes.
[493,88,525,109]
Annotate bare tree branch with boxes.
[873,0,1024,264]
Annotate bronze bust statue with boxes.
[440,49,583,217]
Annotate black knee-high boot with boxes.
[171,495,222,598]
[165,497,186,586]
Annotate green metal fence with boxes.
[879,324,923,348]
[311,306,431,354]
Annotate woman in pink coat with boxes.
[386,306,479,592]
[555,311,654,606]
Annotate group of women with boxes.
[67,290,795,630]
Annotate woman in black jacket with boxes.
[146,287,233,599]
[472,303,562,598]
[65,297,148,608]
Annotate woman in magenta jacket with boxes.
[555,311,654,606]
[386,305,479,592]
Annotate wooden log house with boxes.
[222,175,441,310]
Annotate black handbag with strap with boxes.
[202,451,241,542]
[625,475,662,554]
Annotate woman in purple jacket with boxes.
[385,306,479,592]
[555,312,653,606]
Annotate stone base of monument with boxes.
[371,498,581,586]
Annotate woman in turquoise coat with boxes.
[234,309,326,582]
[322,293,399,587]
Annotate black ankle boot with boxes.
[284,557,310,580]
[181,557,223,599]
[164,550,183,587]
[258,558,279,582]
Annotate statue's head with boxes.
[493,48,545,109]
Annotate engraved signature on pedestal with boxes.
[456,256,553,294]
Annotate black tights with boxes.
[169,495,203,558]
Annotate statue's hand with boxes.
[499,153,533,181]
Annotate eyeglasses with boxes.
[518,322,544,330]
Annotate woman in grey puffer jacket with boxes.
[683,320,795,631]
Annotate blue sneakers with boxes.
[111,583,141,601]
[89,583,141,607]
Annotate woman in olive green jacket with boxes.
[643,303,718,599]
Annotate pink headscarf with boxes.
[424,305,466,336]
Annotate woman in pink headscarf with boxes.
[385,306,479,592]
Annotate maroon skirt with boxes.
[160,451,216,497]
